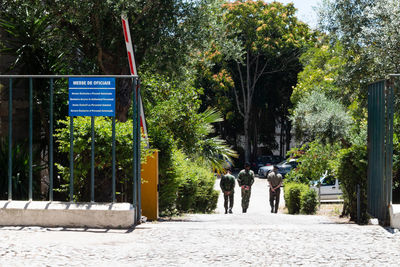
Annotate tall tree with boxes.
[211,1,312,161]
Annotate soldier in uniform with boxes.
[220,167,236,214]
[267,165,283,213]
[237,162,255,213]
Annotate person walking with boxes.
[237,162,255,213]
[267,165,283,213]
[220,167,236,214]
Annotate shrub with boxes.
[284,182,308,214]
[335,144,368,224]
[174,150,218,213]
[55,117,152,202]
[285,141,341,185]
[149,127,180,215]
[0,139,42,200]
[291,91,352,144]
[300,188,318,214]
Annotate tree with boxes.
[359,0,400,74]
[210,1,312,162]
[291,40,346,107]
[291,91,351,144]
[1,0,210,120]
[141,72,237,172]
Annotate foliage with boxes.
[317,0,382,108]
[156,146,219,216]
[141,72,236,214]
[284,182,308,214]
[392,113,400,203]
[199,0,314,161]
[359,0,400,75]
[300,188,319,215]
[285,141,341,184]
[0,139,42,200]
[141,71,237,173]
[335,144,368,224]
[291,40,346,107]
[291,91,352,144]
[148,125,179,215]
[55,117,153,202]
[0,1,59,74]
[174,150,219,213]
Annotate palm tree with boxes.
[193,108,238,174]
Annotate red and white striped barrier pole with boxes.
[121,14,148,145]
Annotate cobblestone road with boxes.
[1,178,400,266]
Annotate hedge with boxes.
[284,182,318,214]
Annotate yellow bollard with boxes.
[140,151,159,220]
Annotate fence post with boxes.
[137,80,142,220]
[112,115,116,202]
[49,78,54,201]
[132,78,138,221]
[8,78,13,201]
[91,116,95,202]
[357,184,360,224]
[29,78,33,201]
[318,183,321,207]
[69,116,74,202]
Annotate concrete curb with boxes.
[389,204,400,229]
[0,201,136,228]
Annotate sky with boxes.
[267,0,322,29]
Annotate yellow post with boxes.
[140,151,159,220]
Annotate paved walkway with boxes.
[1,178,400,266]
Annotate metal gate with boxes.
[0,75,142,222]
[367,79,394,224]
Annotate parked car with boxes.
[258,158,298,178]
[252,155,283,172]
[311,172,343,200]
[277,159,298,178]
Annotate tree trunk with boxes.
[244,113,250,163]
[280,119,285,157]
[286,120,292,154]
[252,121,258,160]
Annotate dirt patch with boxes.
[278,203,352,223]
[317,203,352,223]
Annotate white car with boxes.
[311,173,343,200]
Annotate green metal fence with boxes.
[0,75,142,221]
[367,79,394,224]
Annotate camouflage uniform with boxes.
[237,169,255,212]
[267,170,283,213]
[220,173,236,213]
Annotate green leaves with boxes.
[285,141,341,184]
[54,116,153,202]
[141,71,237,173]
[291,91,351,144]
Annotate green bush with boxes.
[55,117,152,202]
[336,144,368,224]
[285,141,341,185]
[284,182,308,214]
[149,127,180,215]
[0,139,42,200]
[174,150,218,213]
[300,188,318,214]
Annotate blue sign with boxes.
[69,78,115,117]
